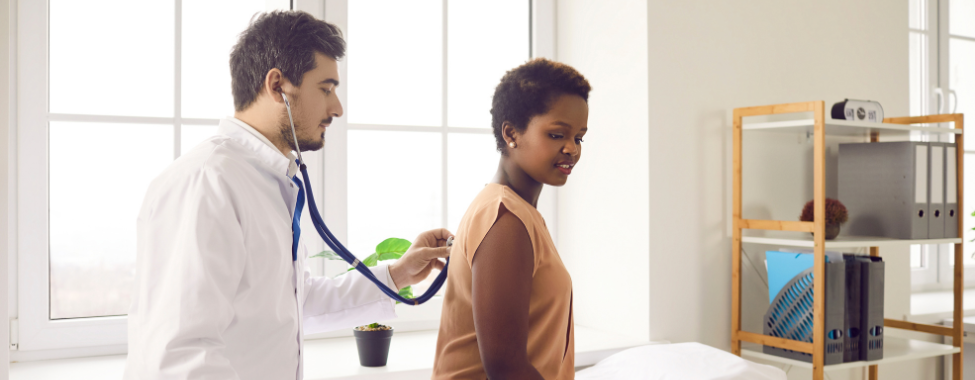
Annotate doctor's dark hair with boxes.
[230,10,345,111]
[491,58,591,154]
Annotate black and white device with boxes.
[831,99,884,123]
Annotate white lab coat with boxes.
[124,118,398,380]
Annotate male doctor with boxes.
[124,11,451,379]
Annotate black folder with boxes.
[857,256,885,361]
[843,255,863,362]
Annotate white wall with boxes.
[644,1,920,379]
[557,0,936,379]
[2,0,10,375]
[555,0,651,342]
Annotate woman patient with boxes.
[432,58,591,380]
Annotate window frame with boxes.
[910,0,975,290]
[13,0,307,355]
[312,0,556,339]
[943,0,975,287]
[911,245,939,289]
[12,0,555,357]
[15,0,133,352]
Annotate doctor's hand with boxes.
[388,228,454,290]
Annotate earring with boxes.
[508,142,516,149]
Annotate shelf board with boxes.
[741,337,960,371]
[741,233,962,249]
[742,118,961,136]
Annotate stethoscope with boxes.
[281,92,449,305]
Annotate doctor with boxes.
[124,10,451,380]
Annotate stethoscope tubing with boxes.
[298,164,449,305]
[283,92,448,306]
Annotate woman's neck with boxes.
[491,158,543,208]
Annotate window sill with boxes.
[9,325,654,380]
[909,288,975,323]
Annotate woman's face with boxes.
[506,94,589,187]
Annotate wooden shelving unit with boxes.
[731,101,965,380]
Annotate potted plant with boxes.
[799,198,849,240]
[310,237,414,367]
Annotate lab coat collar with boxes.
[219,118,300,178]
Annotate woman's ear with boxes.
[502,122,518,147]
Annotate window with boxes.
[320,0,555,297]
[15,0,553,355]
[909,0,975,290]
[16,0,291,352]
[341,0,534,297]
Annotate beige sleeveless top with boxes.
[432,184,574,380]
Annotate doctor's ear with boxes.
[263,68,288,102]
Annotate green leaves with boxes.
[398,286,413,299]
[375,238,412,261]
[345,253,376,272]
[342,237,412,272]
[309,250,342,260]
[395,286,413,305]
[310,238,412,270]
[312,238,418,324]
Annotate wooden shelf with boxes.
[732,103,965,380]
[741,337,960,372]
[741,232,962,249]
[742,118,962,137]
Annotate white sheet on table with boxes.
[575,342,786,380]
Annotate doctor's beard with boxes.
[277,105,326,153]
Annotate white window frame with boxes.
[11,0,555,358]
[909,0,939,290]
[15,0,135,354]
[312,0,557,339]
[910,0,975,290]
[11,0,314,357]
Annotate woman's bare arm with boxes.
[471,205,543,380]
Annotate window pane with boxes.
[347,0,443,127]
[909,32,929,117]
[347,130,442,262]
[911,245,923,269]
[49,122,173,319]
[50,0,174,117]
[180,124,219,155]
[951,0,975,38]
[950,39,975,136]
[447,0,529,128]
[910,0,926,30]
[182,0,290,119]
[447,133,500,230]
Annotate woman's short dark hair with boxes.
[230,10,345,111]
[490,58,591,153]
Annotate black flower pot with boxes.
[825,224,841,240]
[353,327,393,367]
[808,224,842,240]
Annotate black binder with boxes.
[843,255,863,362]
[857,256,885,361]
